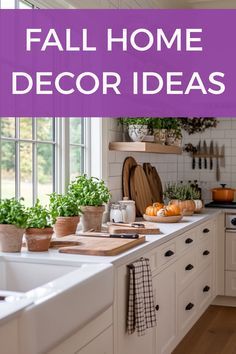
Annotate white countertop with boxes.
[0,208,221,268]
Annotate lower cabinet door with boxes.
[178,283,198,338]
[76,326,113,354]
[225,271,236,296]
[154,264,177,354]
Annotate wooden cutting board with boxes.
[58,235,146,256]
[122,156,137,199]
[143,163,163,203]
[108,223,160,235]
[130,165,153,216]
[50,236,81,248]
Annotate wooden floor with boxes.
[172,306,236,354]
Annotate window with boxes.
[0,118,88,205]
[0,0,36,9]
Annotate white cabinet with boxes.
[225,232,236,296]
[115,217,216,354]
[77,327,113,354]
[153,264,177,354]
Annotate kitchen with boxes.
[1,1,236,354]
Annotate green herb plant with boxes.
[49,193,81,219]
[119,118,152,126]
[68,175,111,207]
[26,199,53,229]
[0,198,28,228]
[164,182,200,201]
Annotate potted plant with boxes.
[68,175,111,232]
[119,118,151,142]
[0,198,27,252]
[164,182,199,215]
[25,199,54,252]
[49,193,81,237]
[150,118,166,144]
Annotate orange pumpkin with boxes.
[157,204,181,217]
[145,202,164,216]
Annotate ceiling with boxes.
[33,0,236,9]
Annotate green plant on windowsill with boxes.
[49,193,81,237]
[0,198,28,228]
[0,198,28,253]
[25,199,54,252]
[68,175,111,232]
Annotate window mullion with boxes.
[32,119,37,204]
[15,118,20,199]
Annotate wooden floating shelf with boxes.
[109,142,182,154]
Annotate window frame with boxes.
[0,117,90,203]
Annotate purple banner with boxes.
[0,9,235,117]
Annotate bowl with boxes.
[143,214,183,223]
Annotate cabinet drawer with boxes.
[178,285,198,337]
[197,238,212,270]
[176,230,197,254]
[225,271,236,296]
[157,240,176,268]
[196,267,212,312]
[176,249,197,292]
[198,221,214,240]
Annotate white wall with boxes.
[107,118,236,204]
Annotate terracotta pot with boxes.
[211,184,236,203]
[81,205,105,232]
[54,216,80,237]
[169,199,195,216]
[25,227,53,252]
[0,225,25,252]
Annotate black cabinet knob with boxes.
[185,303,194,311]
[203,250,210,256]
[164,250,174,257]
[185,264,194,271]
[203,285,210,292]
[185,238,193,244]
[155,304,159,311]
[203,228,210,234]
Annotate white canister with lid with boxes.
[119,198,136,223]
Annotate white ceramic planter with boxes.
[128,124,148,142]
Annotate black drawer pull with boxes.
[203,228,210,234]
[185,238,193,244]
[164,250,174,257]
[185,303,194,311]
[203,285,210,293]
[185,264,194,271]
[203,250,210,256]
[155,304,160,311]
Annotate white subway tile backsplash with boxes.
[107,118,236,201]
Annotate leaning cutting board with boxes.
[130,165,153,216]
[108,223,160,235]
[58,235,146,256]
[122,156,137,199]
[143,163,163,203]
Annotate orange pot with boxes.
[211,184,236,203]
[54,216,80,237]
[169,200,195,216]
[25,227,53,252]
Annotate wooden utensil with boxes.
[108,223,160,235]
[220,145,225,167]
[203,140,208,169]
[58,235,146,256]
[130,165,153,216]
[122,157,137,199]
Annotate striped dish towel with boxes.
[127,257,157,336]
